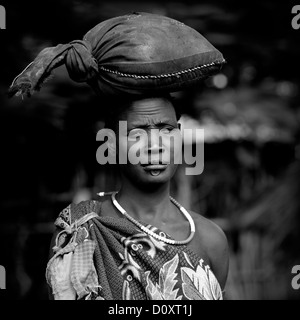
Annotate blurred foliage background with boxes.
[0,0,300,299]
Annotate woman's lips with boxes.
[142,164,167,176]
[142,164,168,171]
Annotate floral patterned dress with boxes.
[46,199,223,300]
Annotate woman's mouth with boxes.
[142,164,168,176]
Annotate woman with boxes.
[9,12,228,300]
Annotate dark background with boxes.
[0,0,300,299]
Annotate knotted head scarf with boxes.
[9,12,225,98]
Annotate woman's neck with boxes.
[116,181,174,222]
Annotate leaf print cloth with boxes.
[46,199,223,300]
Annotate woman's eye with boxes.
[128,129,146,139]
[160,127,173,134]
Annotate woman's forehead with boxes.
[120,97,177,122]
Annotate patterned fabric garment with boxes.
[46,199,223,300]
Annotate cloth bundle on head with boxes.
[8,12,225,98]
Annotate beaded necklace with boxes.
[102,191,196,245]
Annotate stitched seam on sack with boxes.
[99,60,225,79]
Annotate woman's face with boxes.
[117,96,182,188]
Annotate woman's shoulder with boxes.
[55,199,102,228]
[189,210,229,290]
[189,210,228,254]
[188,209,222,232]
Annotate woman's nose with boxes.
[147,129,164,154]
